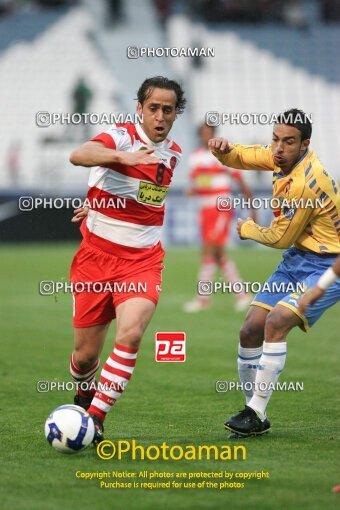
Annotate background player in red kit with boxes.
[68,76,186,442]
[183,123,255,313]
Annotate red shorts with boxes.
[200,207,233,245]
[70,240,165,328]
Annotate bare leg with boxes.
[73,323,110,370]
[183,243,217,312]
[115,298,156,348]
[239,305,268,348]
[217,245,251,309]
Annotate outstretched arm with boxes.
[69,141,161,168]
[209,138,274,171]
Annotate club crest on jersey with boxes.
[283,206,296,220]
[137,181,168,207]
[170,156,177,170]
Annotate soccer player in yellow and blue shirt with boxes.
[209,108,340,437]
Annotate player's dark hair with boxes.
[276,108,312,141]
[197,123,216,135]
[137,76,186,115]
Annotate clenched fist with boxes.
[208,138,234,154]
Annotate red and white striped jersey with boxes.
[81,122,182,259]
[189,147,241,208]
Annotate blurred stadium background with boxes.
[1,0,339,245]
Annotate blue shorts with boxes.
[252,247,340,331]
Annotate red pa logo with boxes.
[155,332,186,362]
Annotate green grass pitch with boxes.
[0,244,339,510]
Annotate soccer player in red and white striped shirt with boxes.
[183,123,255,313]
[68,76,186,443]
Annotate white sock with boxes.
[248,341,287,420]
[237,344,263,403]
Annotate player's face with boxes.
[137,88,177,143]
[199,125,215,147]
[271,124,310,172]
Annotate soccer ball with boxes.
[45,405,95,454]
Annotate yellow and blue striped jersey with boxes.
[212,144,340,253]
